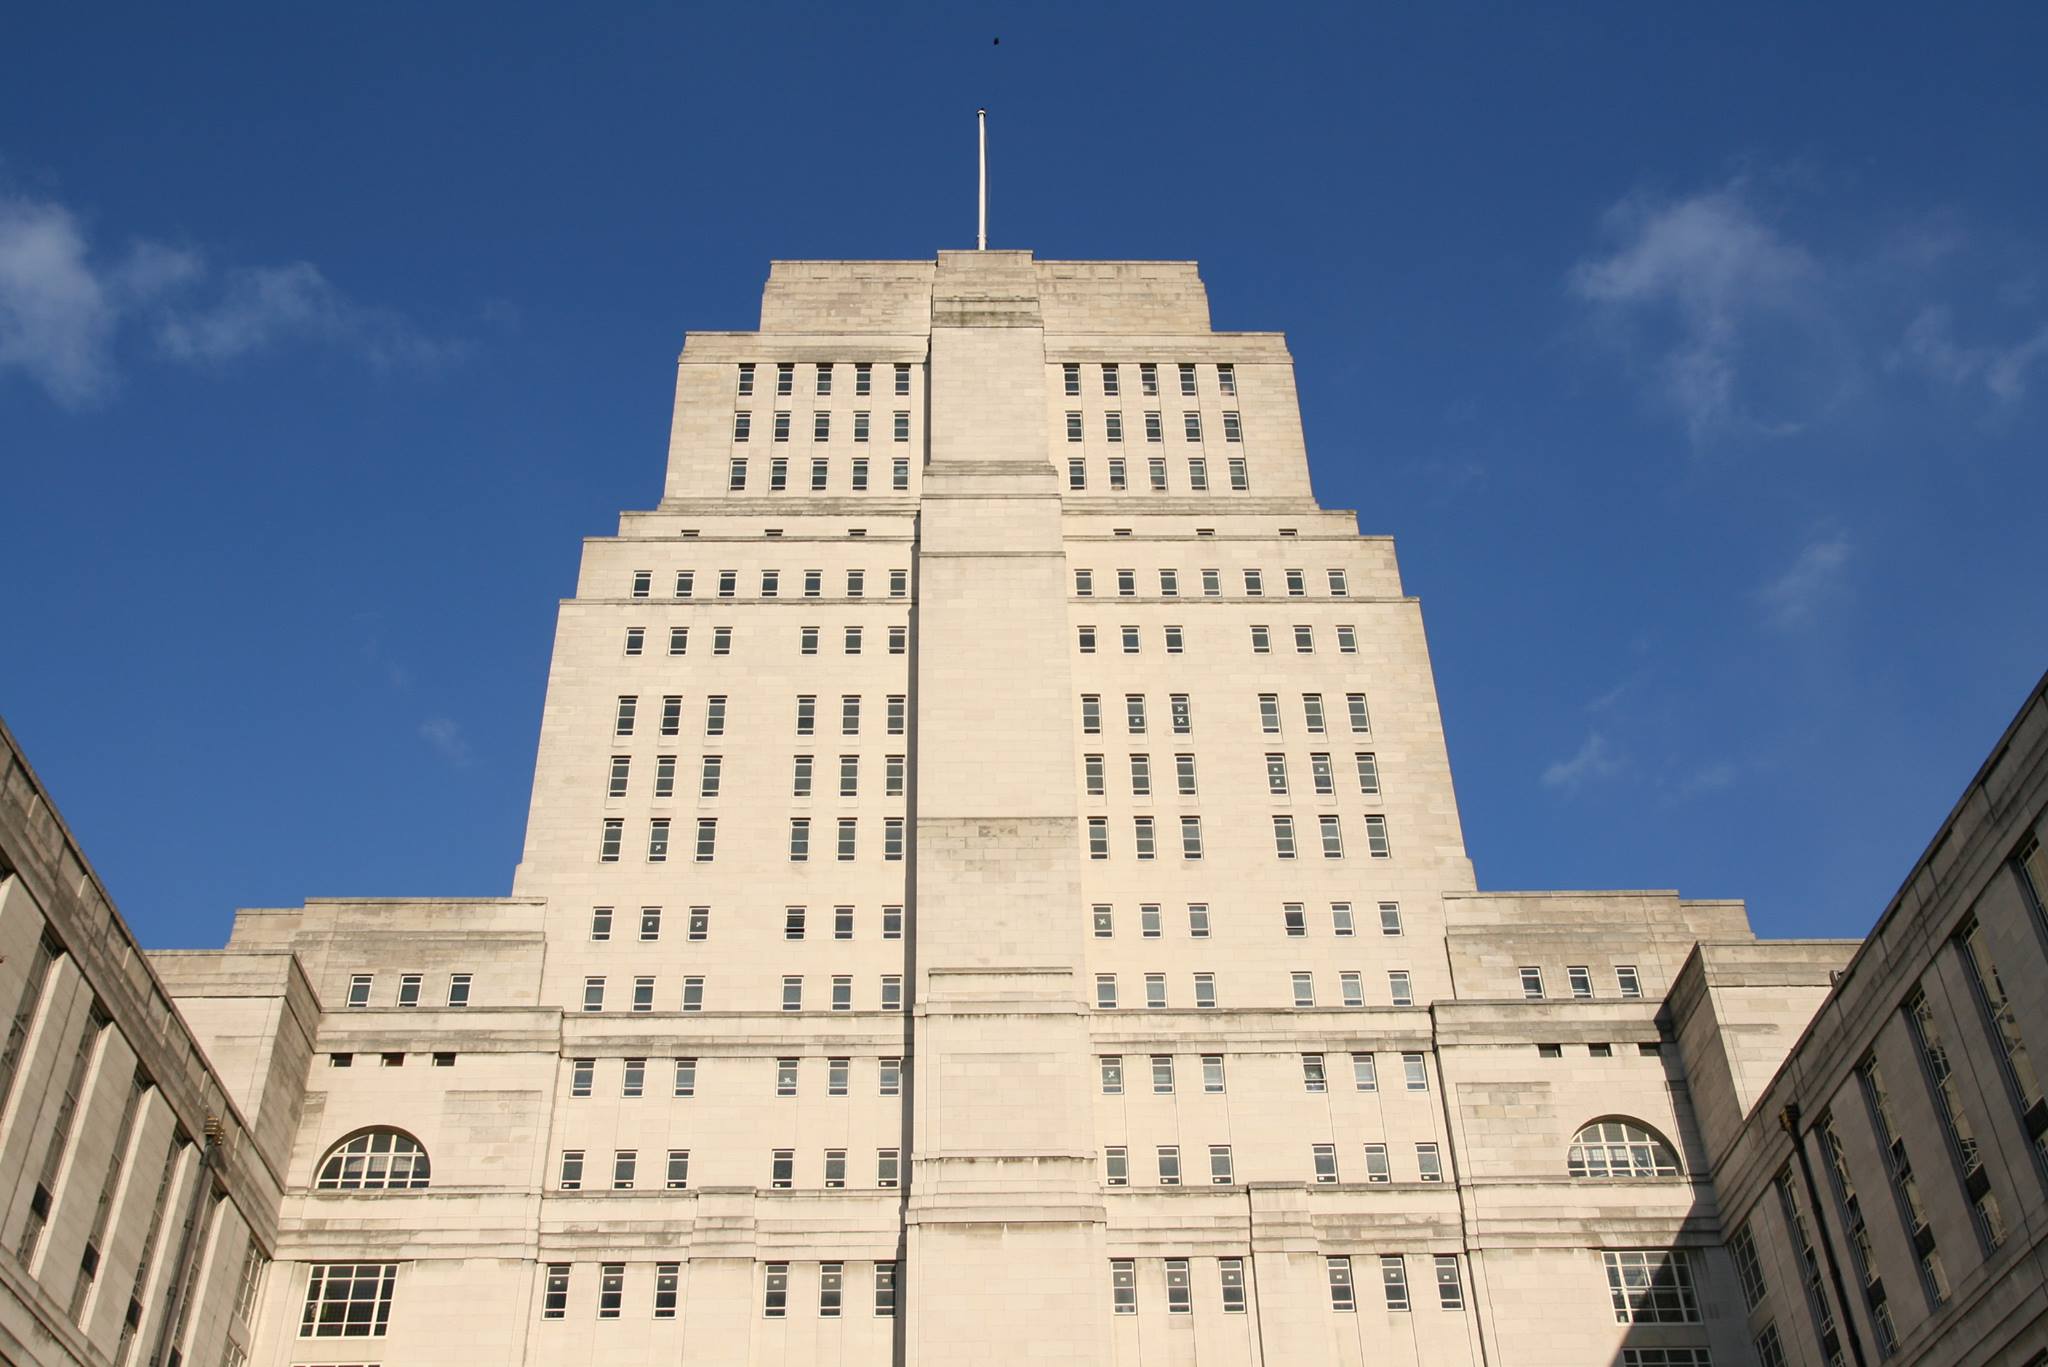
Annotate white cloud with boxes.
[418,717,470,765]
[1760,531,1853,629]
[0,187,454,406]
[1541,731,1623,791]
[1570,183,1823,442]
[0,196,117,405]
[157,261,464,371]
[1891,305,2048,401]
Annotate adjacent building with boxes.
[0,248,2040,1365]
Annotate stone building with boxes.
[0,249,2041,1366]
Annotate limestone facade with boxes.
[0,250,2042,1366]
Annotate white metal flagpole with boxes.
[977,108,988,250]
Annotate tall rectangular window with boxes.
[1327,1257,1355,1311]
[299,1265,400,1338]
[1381,1256,1410,1311]
[764,1262,789,1316]
[1111,1260,1136,1314]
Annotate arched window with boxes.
[316,1129,431,1190]
[1567,1119,1680,1179]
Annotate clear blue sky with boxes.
[4,3,2043,950]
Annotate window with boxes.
[893,410,909,441]
[881,975,903,1011]
[300,1263,397,1338]
[775,1058,799,1097]
[558,1150,584,1189]
[1354,752,1380,796]
[1121,625,1140,654]
[344,973,373,1008]
[1363,1142,1390,1183]
[770,1151,794,1191]
[1352,1052,1379,1091]
[1282,902,1307,936]
[1111,1260,1137,1314]
[764,1262,789,1317]
[1139,902,1162,937]
[396,974,421,1008]
[824,1151,847,1190]
[1302,1053,1328,1092]
[1222,411,1242,442]
[877,1147,901,1189]
[1193,972,1216,1008]
[1956,914,2046,1164]
[1417,1142,1443,1182]
[831,976,852,1011]
[1251,624,1271,654]
[1151,1054,1176,1094]
[623,626,645,657]
[882,905,903,939]
[1319,814,1344,858]
[1189,457,1209,489]
[1099,1055,1125,1095]
[1340,971,1364,1007]
[1381,1255,1410,1311]
[1303,693,1326,732]
[652,1261,680,1318]
[1403,1053,1428,1091]
[1312,1144,1338,1183]
[1180,815,1204,859]
[672,1057,698,1097]
[888,694,906,734]
[1202,1054,1226,1093]
[1164,1258,1192,1313]
[1616,964,1643,998]
[612,1149,637,1189]
[1363,814,1391,857]
[1346,693,1371,733]
[1291,971,1315,1007]
[1520,967,1546,999]
[447,974,471,1008]
[315,1130,431,1190]
[1294,625,1313,654]
[1157,1145,1182,1185]
[1199,1257,1242,1316]
[1906,986,2005,1248]
[682,977,703,1011]
[1388,970,1413,1006]
[543,1263,570,1318]
[1337,625,1357,652]
[1756,1324,1787,1367]
[597,1262,625,1318]
[1274,816,1298,859]
[1327,1257,1355,1311]
[770,456,789,491]
[1562,965,1594,1000]
[1087,817,1108,859]
[694,817,717,861]
[582,977,605,1012]
[728,456,749,490]
[1712,1220,1765,1315]
[631,978,654,1013]
[1145,973,1167,1008]
[1107,456,1127,488]
[1434,1254,1464,1310]
[1175,752,1196,795]
[1310,752,1334,794]
[1171,694,1191,733]
[1077,624,1098,653]
[1602,1249,1699,1323]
